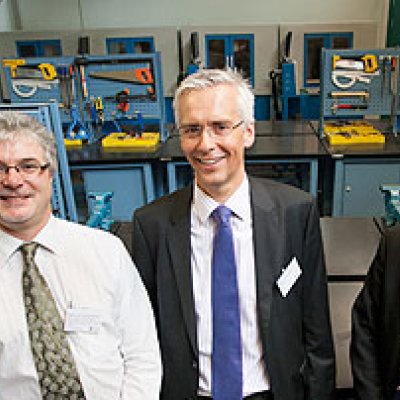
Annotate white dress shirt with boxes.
[191,175,270,397]
[0,215,162,400]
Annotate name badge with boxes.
[276,257,302,297]
[64,308,102,334]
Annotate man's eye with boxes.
[185,126,201,135]
[20,163,38,171]
[213,123,229,131]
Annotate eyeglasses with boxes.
[178,120,244,139]
[0,161,50,179]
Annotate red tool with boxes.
[331,103,368,114]
[116,88,130,113]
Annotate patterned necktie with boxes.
[211,206,243,400]
[21,242,86,399]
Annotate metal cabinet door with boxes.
[342,162,400,216]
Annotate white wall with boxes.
[14,0,386,30]
[0,0,12,31]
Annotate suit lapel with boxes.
[250,178,285,340]
[167,186,198,356]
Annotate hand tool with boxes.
[116,88,130,113]
[94,97,104,123]
[57,65,73,109]
[379,56,391,98]
[331,70,380,89]
[390,55,399,136]
[66,105,89,140]
[332,54,378,73]
[2,59,26,77]
[88,67,154,85]
[75,57,88,100]
[15,63,57,80]
[11,78,59,98]
[329,91,369,100]
[331,102,368,114]
[3,59,57,81]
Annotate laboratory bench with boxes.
[67,119,400,222]
[310,120,400,217]
[253,120,316,136]
[68,142,162,222]
[160,130,326,197]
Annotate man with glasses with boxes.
[0,111,162,399]
[132,69,335,400]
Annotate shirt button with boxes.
[192,360,198,368]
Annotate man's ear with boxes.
[244,122,255,149]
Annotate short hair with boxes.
[0,111,58,171]
[173,68,254,128]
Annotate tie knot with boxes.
[20,242,39,262]
[212,205,232,226]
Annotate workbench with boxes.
[311,120,400,217]
[67,121,326,220]
[68,142,161,221]
[160,121,326,197]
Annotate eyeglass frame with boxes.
[0,160,51,179]
[177,120,244,139]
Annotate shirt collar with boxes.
[0,229,24,266]
[193,175,251,224]
[33,215,64,255]
[0,215,63,266]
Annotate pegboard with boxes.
[1,53,167,142]
[2,56,78,125]
[319,48,400,136]
[78,53,166,140]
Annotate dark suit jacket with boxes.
[132,176,335,400]
[351,223,400,400]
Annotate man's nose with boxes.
[1,167,24,187]
[196,127,216,149]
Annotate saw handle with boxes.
[38,63,57,80]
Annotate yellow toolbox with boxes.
[324,122,385,145]
[102,132,160,149]
[64,138,83,147]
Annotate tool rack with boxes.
[319,48,400,138]
[1,53,166,144]
[0,102,78,221]
[2,56,78,125]
[79,53,166,142]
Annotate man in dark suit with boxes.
[132,69,335,400]
[351,223,400,400]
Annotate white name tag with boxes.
[276,257,302,297]
[64,308,102,334]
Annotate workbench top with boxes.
[160,133,327,161]
[254,120,316,136]
[67,141,162,164]
[67,120,320,165]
